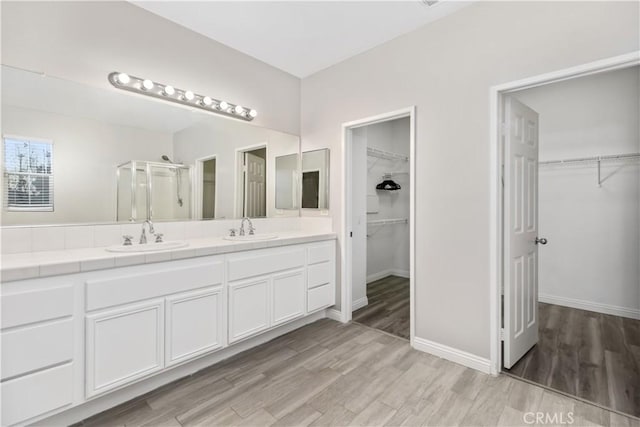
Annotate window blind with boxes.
[3,137,54,211]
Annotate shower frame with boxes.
[115,160,192,222]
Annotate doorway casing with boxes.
[489,51,640,375]
[340,106,416,344]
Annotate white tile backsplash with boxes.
[183,221,204,239]
[32,227,65,252]
[94,224,122,247]
[1,227,32,254]
[1,216,334,255]
[64,226,95,250]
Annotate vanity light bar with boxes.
[108,72,257,121]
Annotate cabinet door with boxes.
[272,269,305,326]
[228,277,270,343]
[86,299,164,398]
[166,287,224,366]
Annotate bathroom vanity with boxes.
[0,233,336,426]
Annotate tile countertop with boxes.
[1,231,337,283]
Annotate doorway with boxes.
[202,157,216,219]
[236,145,267,218]
[492,54,640,417]
[341,107,416,343]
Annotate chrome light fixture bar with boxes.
[108,72,257,121]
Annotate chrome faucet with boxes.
[140,219,155,244]
[239,217,255,236]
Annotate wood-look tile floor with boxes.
[352,276,409,340]
[505,303,640,418]
[79,319,639,427]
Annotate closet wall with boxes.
[515,66,640,319]
[366,118,410,282]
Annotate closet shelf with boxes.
[539,152,640,187]
[367,218,408,226]
[367,147,408,162]
[539,152,640,166]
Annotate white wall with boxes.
[2,106,173,225]
[514,67,640,319]
[1,1,300,135]
[301,1,639,358]
[365,118,410,282]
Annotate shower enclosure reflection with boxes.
[116,160,191,222]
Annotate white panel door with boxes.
[86,299,164,397]
[165,287,225,366]
[504,97,541,368]
[272,269,305,326]
[228,276,270,343]
[244,152,266,217]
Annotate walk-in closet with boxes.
[502,65,640,417]
[350,117,411,339]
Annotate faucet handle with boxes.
[122,235,133,246]
[154,233,164,243]
[248,224,256,235]
[229,228,237,237]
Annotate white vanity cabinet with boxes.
[165,286,225,366]
[226,245,308,343]
[0,279,76,426]
[0,237,336,426]
[84,256,225,398]
[306,241,336,312]
[86,299,165,398]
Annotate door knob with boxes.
[535,237,548,245]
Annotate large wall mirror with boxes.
[1,65,301,226]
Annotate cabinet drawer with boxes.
[1,319,73,380]
[307,262,333,289]
[1,285,73,329]
[307,283,334,313]
[227,247,305,281]
[86,258,223,311]
[1,363,73,426]
[307,241,335,265]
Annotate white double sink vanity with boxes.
[0,230,336,426]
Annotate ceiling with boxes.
[132,1,472,78]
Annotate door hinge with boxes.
[350,231,353,237]
[500,328,505,341]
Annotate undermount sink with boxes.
[105,240,189,253]
[223,234,278,242]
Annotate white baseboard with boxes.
[352,297,369,311]
[539,294,640,320]
[412,336,491,374]
[367,269,410,283]
[326,308,344,322]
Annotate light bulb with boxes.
[234,105,244,115]
[219,101,229,110]
[116,73,130,84]
[249,109,258,118]
[201,96,213,107]
[163,85,175,96]
[183,90,195,101]
[142,79,154,90]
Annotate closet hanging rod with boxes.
[367,147,409,162]
[539,152,640,166]
[367,218,408,226]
